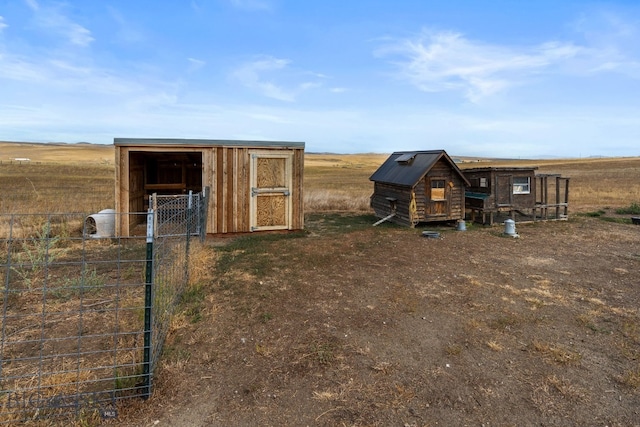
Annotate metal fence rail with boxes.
[0,189,208,424]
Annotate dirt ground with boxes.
[113,214,640,427]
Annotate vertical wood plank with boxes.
[216,147,224,233]
[225,148,233,233]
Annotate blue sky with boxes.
[1,0,639,157]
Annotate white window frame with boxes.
[513,177,530,194]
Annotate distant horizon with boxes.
[1,139,636,161]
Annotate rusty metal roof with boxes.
[369,150,470,187]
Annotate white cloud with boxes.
[232,56,321,102]
[376,30,586,102]
[188,57,206,72]
[0,45,158,97]
[0,16,8,32]
[0,54,49,82]
[28,1,94,47]
[23,0,39,11]
[569,9,640,78]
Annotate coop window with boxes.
[480,177,487,187]
[431,179,446,200]
[513,177,530,194]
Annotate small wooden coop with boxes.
[114,138,305,236]
[369,150,470,227]
[463,167,569,225]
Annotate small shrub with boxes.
[311,343,335,366]
[52,268,105,300]
[615,202,640,215]
[11,223,62,289]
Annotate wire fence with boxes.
[0,189,208,424]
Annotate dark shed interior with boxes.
[128,151,203,212]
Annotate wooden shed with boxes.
[114,138,305,236]
[369,150,470,227]
[463,167,569,224]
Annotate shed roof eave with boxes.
[114,138,305,149]
[371,180,415,188]
[462,166,539,172]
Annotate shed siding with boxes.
[464,168,537,212]
[370,183,413,226]
[115,142,304,236]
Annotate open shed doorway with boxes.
[129,151,203,213]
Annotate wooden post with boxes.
[543,176,548,220]
[564,178,570,217]
[555,176,561,219]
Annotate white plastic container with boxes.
[85,209,116,238]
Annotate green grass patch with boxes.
[305,212,396,233]
[599,216,633,224]
[579,210,606,217]
[615,202,640,215]
[216,232,307,277]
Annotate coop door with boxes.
[426,177,450,216]
[250,152,293,231]
[496,175,513,206]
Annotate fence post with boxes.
[185,191,193,287]
[199,187,209,242]
[142,207,155,399]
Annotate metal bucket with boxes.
[456,220,466,231]
[503,219,517,236]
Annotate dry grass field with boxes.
[1,142,640,426]
[2,141,639,215]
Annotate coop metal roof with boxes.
[369,150,470,187]
[114,138,305,149]
[462,166,538,173]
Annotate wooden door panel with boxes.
[497,175,512,206]
[256,194,287,227]
[256,158,286,188]
[250,152,292,231]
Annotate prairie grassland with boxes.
[0,162,114,215]
[304,153,387,212]
[305,153,640,213]
[1,142,639,215]
[0,141,113,164]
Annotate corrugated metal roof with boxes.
[462,166,537,172]
[370,150,470,187]
[114,138,305,148]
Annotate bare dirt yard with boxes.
[114,213,640,427]
[2,144,639,426]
